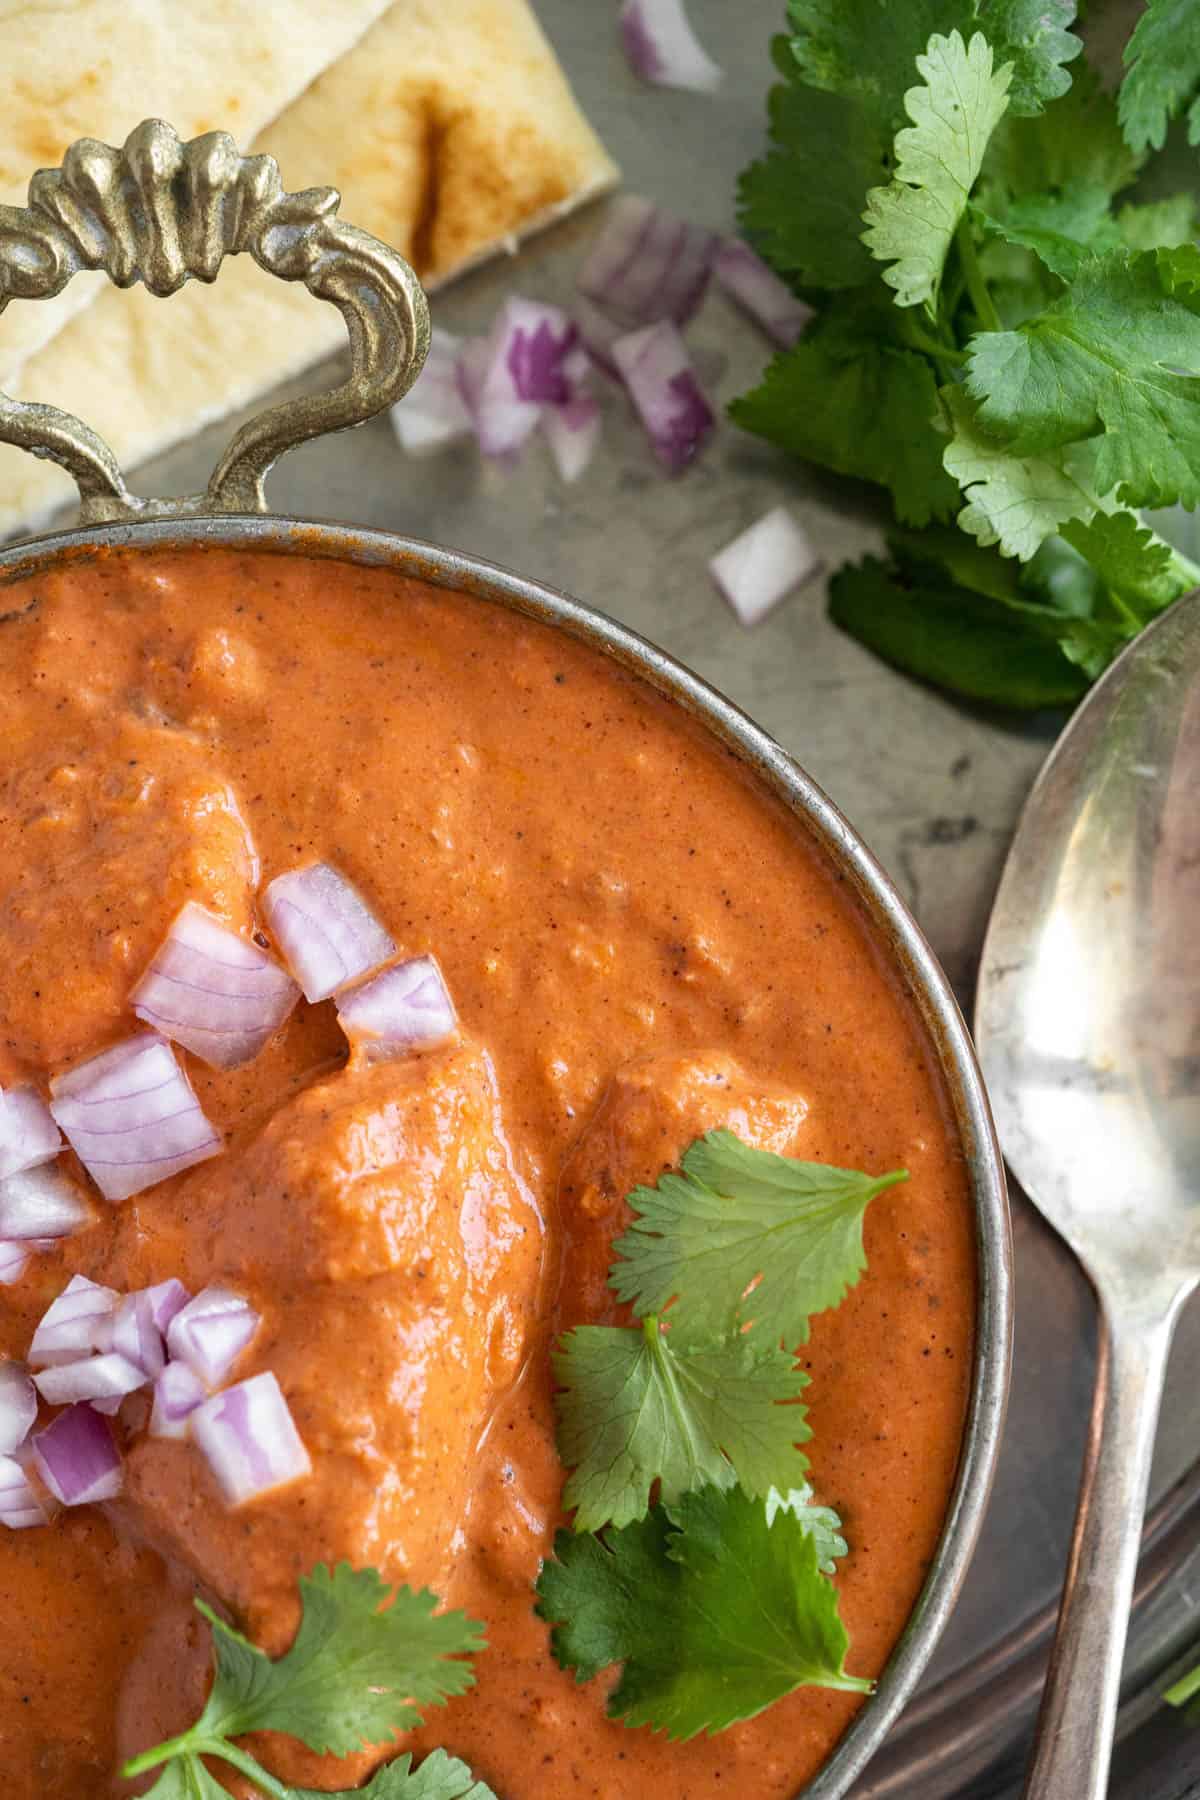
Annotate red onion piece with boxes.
[29,1275,119,1368]
[150,1359,208,1440]
[0,1452,54,1529]
[0,1241,31,1285]
[0,1085,62,1180]
[144,1278,191,1337]
[192,1371,311,1507]
[391,328,476,457]
[0,1362,36,1456]
[465,298,577,459]
[262,863,395,1004]
[612,320,715,472]
[33,1352,149,1407]
[619,0,723,92]
[111,1290,168,1378]
[713,240,813,349]
[543,395,603,484]
[336,955,458,1056]
[709,505,823,626]
[131,901,300,1070]
[166,1285,260,1386]
[577,195,717,331]
[50,1034,222,1203]
[33,1402,122,1506]
[0,1163,91,1241]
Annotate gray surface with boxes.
[18,1,1200,1792]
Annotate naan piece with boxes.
[0,0,619,539]
[0,0,392,380]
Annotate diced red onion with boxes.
[91,1394,124,1416]
[612,320,714,472]
[0,1452,54,1528]
[577,196,717,331]
[191,1371,311,1507]
[619,0,723,92]
[111,1290,168,1378]
[336,955,458,1055]
[0,1163,91,1241]
[166,1285,260,1387]
[391,327,476,457]
[33,1402,122,1506]
[143,1278,191,1337]
[262,863,395,1004]
[29,1275,119,1368]
[0,1362,36,1456]
[0,1085,62,1180]
[709,505,823,626]
[50,1033,222,1204]
[33,1352,149,1407]
[0,1241,31,1285]
[713,240,812,349]
[543,395,602,484]
[150,1359,208,1440]
[465,299,577,459]
[131,901,300,1071]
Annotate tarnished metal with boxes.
[0,119,430,520]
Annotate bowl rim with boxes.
[0,512,1013,1799]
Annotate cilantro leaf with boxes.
[828,552,1090,708]
[535,1486,871,1739]
[1118,193,1198,254]
[966,250,1200,508]
[193,1565,484,1755]
[942,384,1114,559]
[983,59,1143,200]
[553,1318,810,1531]
[863,30,1012,312]
[297,1750,498,1799]
[737,65,886,290]
[977,0,1080,118]
[1059,510,1182,612]
[1119,0,1200,152]
[975,182,1122,280]
[765,1483,849,1573]
[728,292,962,526]
[786,0,1077,131]
[610,1129,906,1344]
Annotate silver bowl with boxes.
[0,121,1013,1800]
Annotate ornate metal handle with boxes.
[0,118,431,522]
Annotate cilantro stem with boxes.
[121,1732,197,1778]
[899,318,967,367]
[199,1739,293,1798]
[954,217,1001,334]
[1166,1660,1200,1709]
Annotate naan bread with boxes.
[0,0,392,380]
[0,0,618,539]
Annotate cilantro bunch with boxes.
[731,0,1200,709]
[536,1130,905,1738]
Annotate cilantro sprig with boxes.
[732,0,1200,709]
[536,1487,870,1742]
[540,1130,903,1733]
[123,1564,491,1799]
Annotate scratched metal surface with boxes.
[24,1,1200,1791]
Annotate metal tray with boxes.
[25,2,1200,1792]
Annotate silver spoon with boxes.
[975,588,1200,1799]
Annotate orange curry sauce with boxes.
[0,547,975,1797]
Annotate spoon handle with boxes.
[1021,1296,1180,1800]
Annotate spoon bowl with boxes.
[976,588,1200,1799]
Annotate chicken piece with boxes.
[103,1043,543,1660]
[0,711,258,1076]
[556,1051,814,1329]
